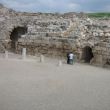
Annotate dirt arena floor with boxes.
[0,53,110,110]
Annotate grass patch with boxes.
[87,13,110,18]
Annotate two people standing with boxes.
[67,52,74,65]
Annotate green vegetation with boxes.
[87,13,110,18]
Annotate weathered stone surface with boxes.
[0,4,110,66]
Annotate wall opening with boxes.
[10,26,27,52]
[82,46,94,63]
[106,59,110,65]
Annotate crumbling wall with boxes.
[0,4,110,66]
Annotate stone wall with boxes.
[0,4,110,66]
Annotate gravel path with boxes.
[0,57,110,110]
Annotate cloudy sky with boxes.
[0,0,110,13]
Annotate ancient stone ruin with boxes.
[0,4,110,66]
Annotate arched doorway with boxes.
[82,46,94,63]
[106,59,110,65]
[10,26,27,52]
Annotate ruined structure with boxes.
[0,4,110,66]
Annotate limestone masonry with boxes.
[0,4,110,66]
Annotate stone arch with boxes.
[82,46,94,63]
[10,26,27,52]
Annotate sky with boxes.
[0,0,110,13]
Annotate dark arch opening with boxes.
[106,59,110,65]
[82,46,94,63]
[10,26,27,52]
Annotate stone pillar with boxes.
[94,55,105,66]
[78,48,83,60]
[40,55,44,63]
[5,50,8,59]
[58,60,62,66]
[79,51,83,60]
[22,48,26,60]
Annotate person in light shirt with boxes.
[69,52,74,65]
[67,52,74,65]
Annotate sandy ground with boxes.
[0,53,110,110]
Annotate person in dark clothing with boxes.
[67,52,70,64]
